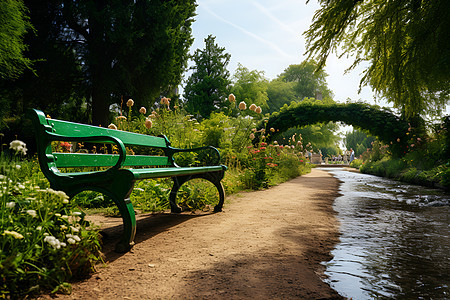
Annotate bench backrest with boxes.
[28,109,173,175]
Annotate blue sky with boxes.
[189,0,380,106]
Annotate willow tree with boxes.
[0,0,32,79]
[305,0,450,118]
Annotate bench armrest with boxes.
[168,146,221,166]
[45,132,127,170]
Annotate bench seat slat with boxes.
[53,153,170,168]
[48,119,167,147]
[56,166,226,179]
[130,166,226,180]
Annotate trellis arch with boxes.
[265,102,410,156]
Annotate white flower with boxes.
[70,226,80,232]
[26,210,37,218]
[55,213,61,217]
[44,235,66,249]
[9,140,27,155]
[67,238,76,244]
[62,199,69,204]
[6,202,15,209]
[4,230,24,239]
[66,234,81,243]
[16,165,21,169]
[36,226,42,231]
[72,211,82,216]
[61,215,69,220]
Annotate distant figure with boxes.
[350,148,355,162]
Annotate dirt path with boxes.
[44,168,343,299]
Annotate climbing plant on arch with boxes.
[265,101,410,157]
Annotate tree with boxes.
[0,0,32,79]
[230,63,269,115]
[279,60,333,101]
[266,80,296,114]
[183,35,231,118]
[344,129,376,157]
[0,0,87,123]
[1,0,196,126]
[266,60,334,113]
[305,0,450,118]
[61,0,196,126]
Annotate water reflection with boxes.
[320,168,450,299]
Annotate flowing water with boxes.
[320,168,449,299]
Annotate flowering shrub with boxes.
[0,153,102,298]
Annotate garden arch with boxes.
[265,102,410,156]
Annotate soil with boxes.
[42,168,344,299]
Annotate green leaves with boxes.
[305,0,450,118]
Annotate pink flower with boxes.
[238,101,247,110]
[255,106,262,114]
[228,94,236,103]
[126,99,134,107]
[108,124,118,130]
[249,104,257,111]
[139,107,147,114]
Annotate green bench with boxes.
[28,109,227,252]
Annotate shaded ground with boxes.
[42,168,344,299]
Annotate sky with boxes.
[189,0,381,106]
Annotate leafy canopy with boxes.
[266,60,334,113]
[305,0,450,117]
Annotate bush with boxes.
[0,155,102,298]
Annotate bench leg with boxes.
[105,179,137,253]
[111,195,136,253]
[169,172,226,213]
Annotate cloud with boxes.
[201,4,295,59]
[250,1,298,36]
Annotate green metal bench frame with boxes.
[28,109,227,252]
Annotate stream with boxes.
[320,168,449,299]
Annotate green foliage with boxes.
[184,35,231,118]
[305,0,450,118]
[359,119,449,188]
[230,64,269,115]
[279,60,333,101]
[266,101,410,157]
[0,156,102,298]
[344,129,376,157]
[0,0,33,79]
[349,158,363,169]
[266,80,297,114]
[1,0,196,126]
